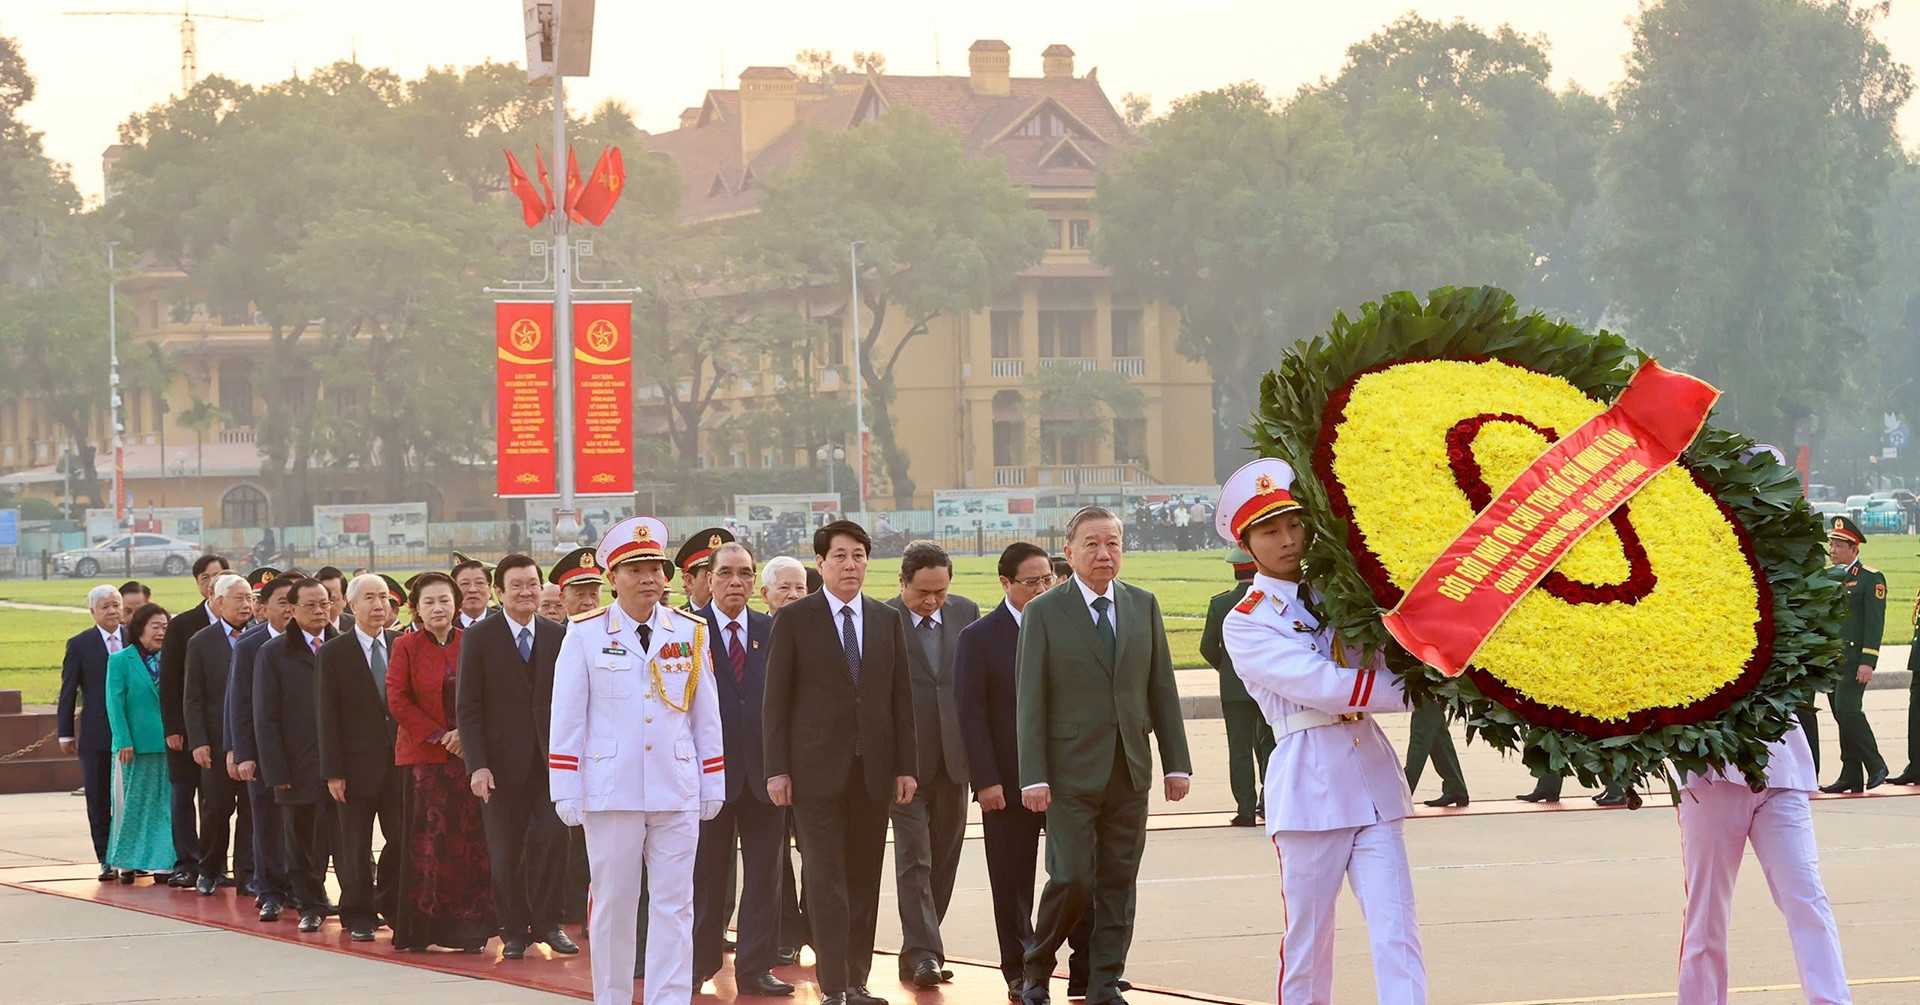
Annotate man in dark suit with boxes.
[885,541,979,988]
[255,577,338,932]
[226,573,298,920]
[315,566,356,635]
[764,519,918,1005]
[59,584,126,880]
[955,543,1093,1001]
[184,573,255,895]
[317,574,405,941]
[692,542,793,996]
[158,553,229,886]
[1018,507,1191,1005]
[456,553,578,959]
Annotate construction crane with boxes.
[65,2,265,95]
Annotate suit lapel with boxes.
[1061,583,1114,675]
[1112,582,1133,675]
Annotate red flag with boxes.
[564,146,587,225]
[573,147,626,226]
[503,150,548,227]
[533,144,557,214]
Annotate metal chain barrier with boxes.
[0,730,57,762]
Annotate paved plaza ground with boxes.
[3,692,1915,1005]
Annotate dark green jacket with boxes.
[1836,559,1887,668]
[1200,582,1257,704]
[1015,578,1192,795]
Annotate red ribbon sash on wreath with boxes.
[1381,360,1720,677]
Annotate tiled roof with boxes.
[641,53,1137,223]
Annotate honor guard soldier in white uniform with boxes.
[1676,723,1849,1003]
[1216,458,1427,1005]
[550,517,726,1005]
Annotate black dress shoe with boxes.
[1867,767,1888,790]
[741,973,796,996]
[1594,789,1629,807]
[97,865,116,881]
[196,875,217,896]
[820,995,848,1005]
[1423,793,1468,808]
[1068,979,1086,999]
[1515,789,1559,803]
[1023,981,1052,1005]
[216,874,237,888]
[723,937,738,952]
[1819,779,1863,794]
[775,946,801,967]
[323,901,339,917]
[502,937,528,959]
[298,912,322,932]
[847,986,887,1005]
[168,869,196,888]
[1006,978,1026,1002]
[1114,981,1131,993]
[539,927,580,954]
[1887,771,1920,785]
[911,960,946,988]
[117,869,136,884]
[259,902,283,922]
[349,925,375,942]
[1227,813,1256,827]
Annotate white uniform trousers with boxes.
[1677,783,1850,1005]
[1272,820,1426,1005]
[583,809,700,1005]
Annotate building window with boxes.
[1114,419,1147,464]
[219,360,254,425]
[992,420,1024,467]
[1068,219,1091,250]
[1038,310,1090,358]
[1039,421,1091,465]
[220,484,269,528]
[1044,219,1064,250]
[819,316,845,367]
[990,310,1022,358]
[1111,309,1143,357]
[1018,112,1067,137]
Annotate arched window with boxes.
[221,484,269,529]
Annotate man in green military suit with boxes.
[1017,506,1191,1005]
[1198,548,1276,826]
[1819,515,1889,793]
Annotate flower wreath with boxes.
[1251,287,1844,791]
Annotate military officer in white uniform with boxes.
[550,517,726,1005]
[1216,458,1427,1005]
[1676,723,1850,1003]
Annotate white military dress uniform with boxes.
[549,517,726,1005]
[1215,458,1427,1005]
[1676,725,1850,1004]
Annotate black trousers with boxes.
[479,772,567,938]
[980,802,1091,984]
[246,777,288,908]
[197,763,254,881]
[780,815,810,950]
[281,799,335,914]
[694,793,787,979]
[1800,704,1821,774]
[169,779,199,872]
[334,765,405,930]
[1023,742,1149,1005]
[790,756,891,995]
[79,750,113,863]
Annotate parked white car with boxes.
[52,534,203,578]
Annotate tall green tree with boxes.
[1601,0,1912,444]
[754,109,1053,506]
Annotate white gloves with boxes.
[555,798,583,827]
[700,799,724,821]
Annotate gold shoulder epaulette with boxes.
[570,604,614,623]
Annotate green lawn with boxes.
[5,538,1911,705]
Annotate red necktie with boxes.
[727,623,746,686]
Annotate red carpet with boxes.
[0,862,1259,1005]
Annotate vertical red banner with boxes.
[496,301,557,496]
[572,301,634,496]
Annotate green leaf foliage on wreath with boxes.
[1249,286,1844,793]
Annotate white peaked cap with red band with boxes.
[597,516,672,572]
[1216,457,1305,545]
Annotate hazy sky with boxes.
[11,1,1920,203]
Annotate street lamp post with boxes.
[107,241,123,528]
[816,443,845,498]
[549,2,578,546]
[849,240,867,525]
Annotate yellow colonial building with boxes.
[640,40,1216,505]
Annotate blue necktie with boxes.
[1092,595,1116,663]
[516,626,532,663]
[840,607,861,682]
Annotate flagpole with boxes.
[551,0,577,546]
